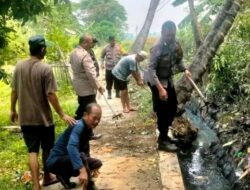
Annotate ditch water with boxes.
[178,108,233,190]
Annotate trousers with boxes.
[105,69,118,91]
[149,82,177,137]
[49,153,102,179]
[75,94,96,120]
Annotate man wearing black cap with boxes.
[10,35,76,190]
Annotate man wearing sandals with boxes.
[46,103,102,189]
[112,51,147,113]
[10,35,76,190]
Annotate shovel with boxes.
[187,76,208,103]
[102,94,123,120]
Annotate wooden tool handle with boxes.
[187,76,207,102]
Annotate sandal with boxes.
[42,178,59,186]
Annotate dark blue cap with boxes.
[28,35,46,48]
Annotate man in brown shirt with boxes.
[10,35,75,190]
[101,36,122,99]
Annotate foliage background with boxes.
[0,0,249,189]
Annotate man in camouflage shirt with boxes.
[101,36,123,99]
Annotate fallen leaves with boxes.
[21,171,32,184]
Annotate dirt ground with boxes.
[44,92,162,190]
[91,94,162,190]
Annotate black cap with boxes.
[28,35,46,48]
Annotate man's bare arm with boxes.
[10,90,18,123]
[131,71,143,86]
[47,92,76,125]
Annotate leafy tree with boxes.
[31,4,81,61]
[0,0,70,48]
[175,0,249,114]
[207,2,250,111]
[0,20,32,67]
[0,2,79,68]
[173,0,223,28]
[0,0,72,82]
[88,20,119,43]
[130,0,161,53]
[175,0,242,109]
[76,0,127,43]
[187,0,203,48]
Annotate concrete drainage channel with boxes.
[176,101,248,190]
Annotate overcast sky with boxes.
[118,0,189,34]
[71,0,189,35]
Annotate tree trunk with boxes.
[188,0,203,48]
[130,0,161,53]
[175,0,241,109]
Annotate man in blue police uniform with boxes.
[145,21,192,152]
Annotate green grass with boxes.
[0,80,77,189]
[0,130,29,190]
[129,81,155,126]
[0,81,11,126]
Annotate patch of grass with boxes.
[0,175,31,190]
[0,130,29,190]
[0,81,11,126]
[129,81,155,126]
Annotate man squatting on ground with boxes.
[100,36,123,99]
[145,20,192,152]
[10,35,76,190]
[46,103,103,189]
[70,34,105,140]
[112,51,147,113]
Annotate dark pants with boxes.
[21,125,55,153]
[105,69,117,91]
[75,94,96,120]
[21,125,55,173]
[113,75,128,91]
[49,153,102,180]
[149,83,177,138]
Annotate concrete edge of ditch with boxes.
[158,151,185,190]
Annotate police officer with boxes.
[88,38,100,77]
[101,36,123,99]
[146,21,191,152]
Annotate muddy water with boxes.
[178,109,232,190]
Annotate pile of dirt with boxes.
[172,116,198,148]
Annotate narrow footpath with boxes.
[44,91,184,190]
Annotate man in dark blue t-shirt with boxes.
[46,103,102,189]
